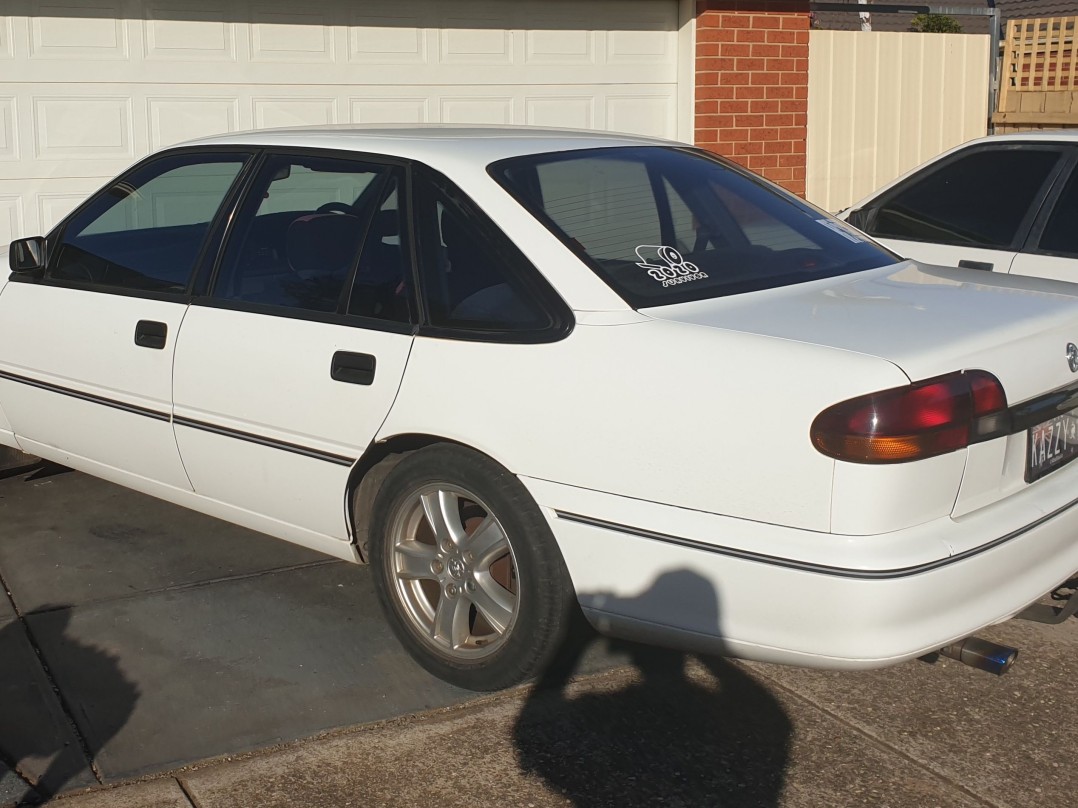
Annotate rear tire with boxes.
[368,444,575,691]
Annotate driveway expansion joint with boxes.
[19,559,343,617]
[175,778,201,808]
[19,615,104,788]
[0,562,104,792]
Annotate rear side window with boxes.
[867,148,1062,249]
[50,153,249,292]
[412,168,567,338]
[492,147,894,307]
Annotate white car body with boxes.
[3,127,1078,686]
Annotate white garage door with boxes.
[1,0,686,243]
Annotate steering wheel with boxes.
[317,201,353,215]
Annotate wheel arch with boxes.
[345,432,512,562]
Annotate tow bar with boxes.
[1015,578,1078,625]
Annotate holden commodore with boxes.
[3,126,1078,691]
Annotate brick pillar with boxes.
[695,1,810,196]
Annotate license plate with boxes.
[1027,411,1078,482]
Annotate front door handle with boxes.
[134,320,168,350]
[958,259,994,271]
[331,351,376,386]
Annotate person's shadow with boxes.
[0,607,139,804]
[513,570,791,807]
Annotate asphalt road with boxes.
[1,461,1077,807]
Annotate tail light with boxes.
[811,370,1008,463]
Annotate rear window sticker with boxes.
[635,245,710,288]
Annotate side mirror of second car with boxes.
[8,236,47,274]
[844,207,875,232]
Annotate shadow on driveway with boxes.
[514,570,791,807]
[0,607,139,804]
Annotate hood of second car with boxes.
[640,260,1078,403]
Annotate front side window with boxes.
[867,147,1062,249]
[213,154,411,321]
[49,153,249,292]
[492,147,895,308]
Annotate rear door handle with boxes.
[134,320,168,350]
[331,351,376,386]
[958,259,994,271]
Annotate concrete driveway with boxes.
[1,461,1077,807]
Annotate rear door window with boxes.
[212,154,412,322]
[865,147,1063,249]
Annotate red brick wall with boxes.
[695,1,810,196]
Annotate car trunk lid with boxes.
[640,260,1078,406]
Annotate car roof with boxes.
[174,124,679,164]
[960,130,1078,146]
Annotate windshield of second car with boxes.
[491,146,897,308]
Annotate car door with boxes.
[171,151,415,544]
[847,144,1069,274]
[0,150,252,489]
[1010,159,1078,283]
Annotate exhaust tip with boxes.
[939,637,1018,676]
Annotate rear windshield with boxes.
[491,147,896,308]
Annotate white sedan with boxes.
[3,126,1078,691]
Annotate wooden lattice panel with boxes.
[996,16,1078,126]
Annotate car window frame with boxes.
[410,162,573,345]
[855,142,1072,252]
[12,146,258,304]
[195,146,420,337]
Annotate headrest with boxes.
[286,213,361,274]
[369,209,400,239]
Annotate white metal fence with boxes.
[807,30,990,213]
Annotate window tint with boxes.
[214,154,403,317]
[415,173,558,333]
[493,147,894,308]
[346,178,414,323]
[50,153,248,292]
[535,157,662,261]
[869,148,1061,248]
[1038,166,1078,255]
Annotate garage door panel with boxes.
[349,97,430,125]
[0,196,23,246]
[147,97,239,152]
[34,96,134,160]
[0,97,14,163]
[0,14,13,59]
[525,97,595,130]
[145,6,237,63]
[0,178,105,237]
[253,97,339,130]
[608,94,678,139]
